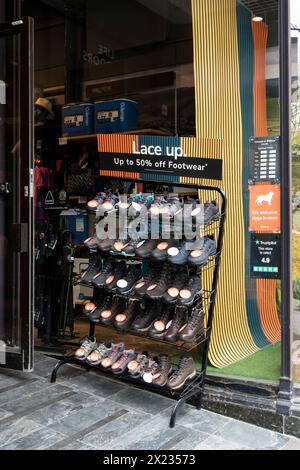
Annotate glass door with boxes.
[0,17,34,371]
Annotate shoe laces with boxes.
[189,310,203,327]
[171,357,191,379]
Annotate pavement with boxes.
[0,352,299,451]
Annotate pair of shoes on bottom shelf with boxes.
[74,339,135,376]
[128,354,197,390]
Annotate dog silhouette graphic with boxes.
[255,191,274,206]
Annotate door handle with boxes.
[0,182,11,194]
[11,223,28,253]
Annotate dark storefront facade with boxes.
[0,0,300,437]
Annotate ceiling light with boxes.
[252,15,263,22]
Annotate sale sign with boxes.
[249,184,281,233]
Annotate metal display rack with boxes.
[50,179,226,428]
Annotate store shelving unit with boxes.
[50,179,226,428]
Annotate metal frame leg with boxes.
[50,357,90,383]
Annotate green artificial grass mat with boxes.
[204,343,281,382]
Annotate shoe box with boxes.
[94,99,139,133]
[62,103,94,136]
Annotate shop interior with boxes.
[15,0,284,388]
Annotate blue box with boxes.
[94,99,138,133]
[60,209,89,244]
[62,103,94,136]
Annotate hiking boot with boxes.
[177,308,205,343]
[163,271,189,303]
[105,261,127,292]
[167,356,196,390]
[146,264,176,299]
[165,307,188,342]
[92,258,116,288]
[133,263,162,298]
[178,274,202,306]
[148,305,174,339]
[116,264,142,294]
[188,236,217,266]
[88,294,113,323]
[114,300,141,331]
[80,255,102,285]
[100,296,127,326]
[131,300,161,332]
[152,355,172,387]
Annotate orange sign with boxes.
[249,184,281,233]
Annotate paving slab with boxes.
[111,387,175,415]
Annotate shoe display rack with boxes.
[50,179,226,428]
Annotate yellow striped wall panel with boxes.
[188,0,258,367]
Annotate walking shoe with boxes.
[131,301,161,332]
[202,200,220,225]
[83,236,102,250]
[100,296,127,326]
[178,274,202,306]
[133,263,162,298]
[146,264,176,299]
[88,294,113,323]
[87,192,107,211]
[92,258,116,288]
[149,196,168,216]
[117,264,143,294]
[164,307,188,342]
[114,300,141,331]
[96,194,119,217]
[167,241,190,265]
[167,356,196,390]
[142,357,160,384]
[105,261,127,292]
[159,196,183,218]
[101,342,125,368]
[152,239,179,262]
[135,239,159,258]
[188,236,217,266]
[122,238,145,256]
[127,353,149,378]
[148,305,174,339]
[163,271,189,303]
[97,238,116,253]
[111,349,136,375]
[177,308,205,343]
[74,337,97,362]
[86,342,112,366]
[152,355,172,387]
[111,237,131,254]
[80,255,102,285]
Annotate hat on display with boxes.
[35,97,55,119]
